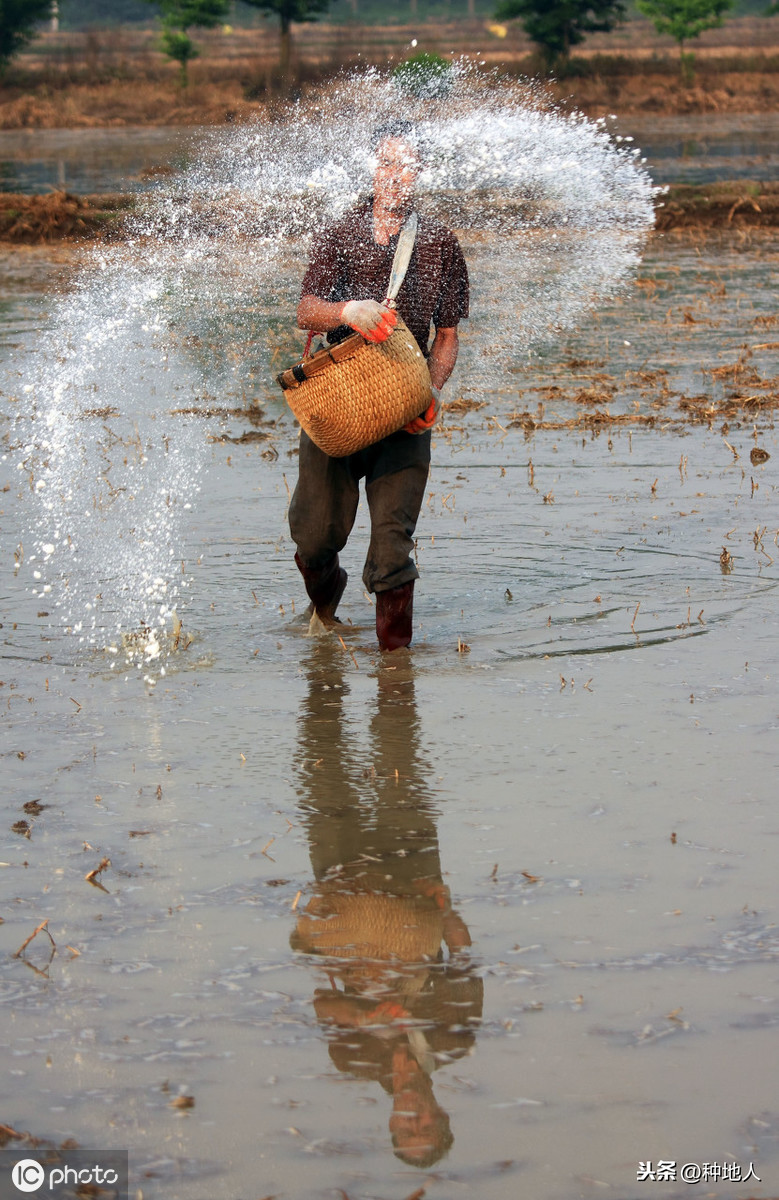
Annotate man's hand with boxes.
[404,386,441,435]
[341,299,397,343]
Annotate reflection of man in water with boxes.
[291,645,482,1167]
[288,120,469,651]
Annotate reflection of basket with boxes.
[294,889,444,962]
[277,318,432,458]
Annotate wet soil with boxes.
[0,191,134,243]
[656,180,779,230]
[2,179,779,245]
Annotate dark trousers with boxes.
[289,428,431,594]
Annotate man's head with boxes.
[389,1044,453,1167]
[371,121,422,214]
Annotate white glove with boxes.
[340,300,397,344]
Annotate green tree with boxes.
[238,0,331,84]
[0,0,53,73]
[147,0,230,86]
[636,0,734,81]
[492,0,626,70]
[159,24,199,85]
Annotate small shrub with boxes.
[391,51,454,99]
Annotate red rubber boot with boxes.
[376,581,414,651]
[295,553,347,624]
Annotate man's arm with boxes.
[427,326,459,391]
[298,294,396,343]
[297,294,345,332]
[403,326,460,434]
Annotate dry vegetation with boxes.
[0,191,134,241]
[439,329,779,445]
[1,180,776,245]
[656,181,779,230]
[1,18,779,128]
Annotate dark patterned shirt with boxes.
[301,200,469,356]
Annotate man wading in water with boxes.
[289,120,469,651]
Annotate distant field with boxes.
[46,0,779,31]
[1,17,778,127]
[14,14,779,73]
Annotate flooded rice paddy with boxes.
[2,113,779,195]
[0,127,197,197]
[1,124,778,1199]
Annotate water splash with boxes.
[16,246,206,676]
[15,64,656,671]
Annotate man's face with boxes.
[373,137,421,212]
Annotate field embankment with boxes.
[1,182,777,245]
[0,192,134,242]
[655,181,779,230]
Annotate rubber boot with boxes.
[295,552,347,624]
[376,581,414,651]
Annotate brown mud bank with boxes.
[0,83,259,131]
[656,180,779,231]
[0,191,134,243]
[2,181,777,245]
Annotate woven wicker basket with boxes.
[277,317,432,458]
[294,890,444,962]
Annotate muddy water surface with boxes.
[616,113,779,185]
[0,127,199,195]
[2,115,778,195]
[1,233,778,1200]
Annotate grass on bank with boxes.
[2,181,778,243]
[1,19,779,124]
[2,60,778,127]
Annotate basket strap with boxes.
[276,332,364,390]
[286,211,417,387]
[384,211,418,307]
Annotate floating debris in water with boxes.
[85,856,111,892]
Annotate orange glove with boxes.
[404,385,441,434]
[340,299,397,344]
